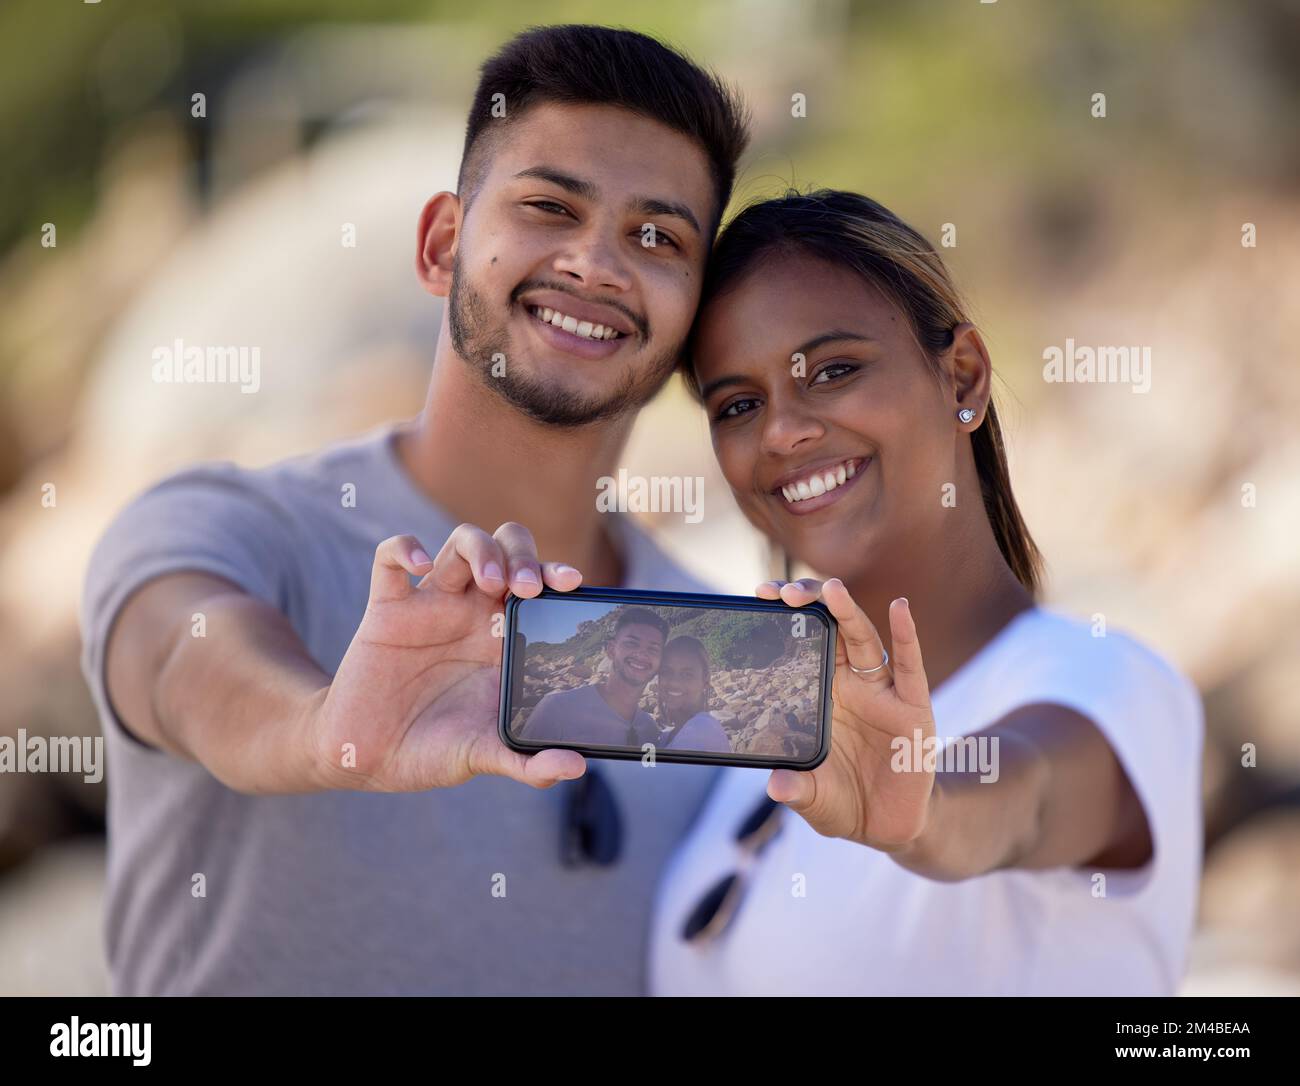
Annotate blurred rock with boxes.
[0,838,107,996]
[1199,809,1300,973]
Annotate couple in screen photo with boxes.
[517,607,732,754]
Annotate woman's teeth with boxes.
[529,305,622,341]
[780,459,861,504]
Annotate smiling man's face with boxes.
[448,102,717,427]
[607,623,664,691]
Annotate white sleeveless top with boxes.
[649,607,1203,995]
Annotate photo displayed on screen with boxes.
[507,599,828,759]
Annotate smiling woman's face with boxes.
[693,250,961,581]
[658,649,707,717]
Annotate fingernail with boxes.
[554,564,577,575]
[514,568,539,585]
[899,596,909,607]
[483,562,504,581]
[411,548,432,566]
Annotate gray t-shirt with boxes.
[79,422,722,995]
[518,683,658,747]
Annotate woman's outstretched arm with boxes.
[760,577,1152,882]
[888,702,1152,881]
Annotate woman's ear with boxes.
[415,191,461,298]
[948,322,993,429]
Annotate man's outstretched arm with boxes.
[99,525,590,797]
[105,570,333,794]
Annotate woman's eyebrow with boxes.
[699,330,876,401]
[791,329,876,356]
[698,374,748,401]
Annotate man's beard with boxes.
[447,256,680,428]
[615,662,653,694]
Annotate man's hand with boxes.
[306,522,587,792]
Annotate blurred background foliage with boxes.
[2,0,1298,465]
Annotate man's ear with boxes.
[947,322,993,429]
[415,191,461,298]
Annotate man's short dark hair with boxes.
[459,24,750,230]
[612,607,669,643]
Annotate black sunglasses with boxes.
[561,767,623,867]
[681,793,784,944]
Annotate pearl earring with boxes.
[958,408,976,424]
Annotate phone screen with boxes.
[500,588,834,768]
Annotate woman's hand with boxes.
[758,577,937,851]
[307,522,587,792]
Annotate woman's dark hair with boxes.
[656,636,713,726]
[460,25,750,229]
[683,188,1044,596]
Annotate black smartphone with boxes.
[498,585,835,770]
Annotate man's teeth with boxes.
[530,305,622,341]
[780,460,859,504]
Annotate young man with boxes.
[518,609,669,747]
[81,25,749,995]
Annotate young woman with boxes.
[647,190,1204,995]
[654,636,732,753]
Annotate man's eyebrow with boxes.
[513,166,598,200]
[513,167,701,237]
[699,331,877,402]
[632,196,701,237]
